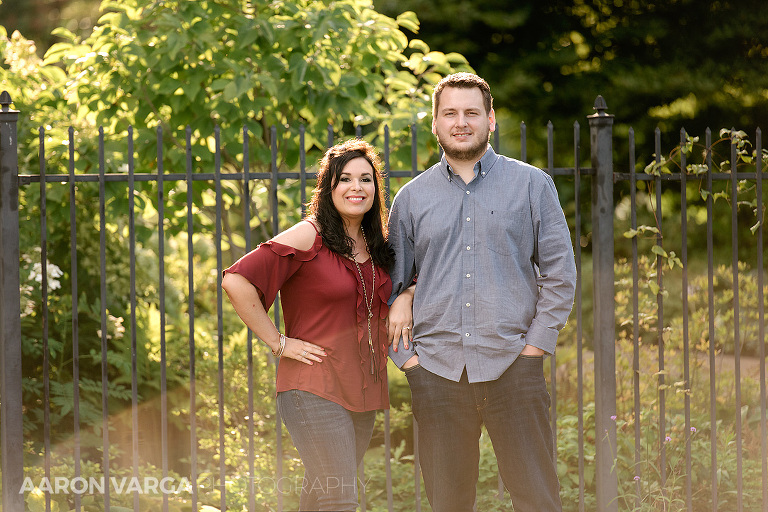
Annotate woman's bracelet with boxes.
[272,333,286,358]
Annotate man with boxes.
[387,72,577,512]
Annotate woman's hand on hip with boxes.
[283,337,327,365]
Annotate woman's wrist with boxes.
[271,333,286,357]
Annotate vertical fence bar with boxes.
[157,126,169,512]
[300,125,307,217]
[0,90,24,512]
[587,95,618,512]
[243,126,257,512]
[128,126,140,512]
[359,460,367,512]
[546,120,558,464]
[185,126,199,510]
[98,127,111,510]
[653,128,667,489]
[730,136,744,512]
[68,125,82,512]
[680,128,692,512]
[629,127,641,510]
[410,124,417,179]
[384,126,391,209]
[271,125,284,512]
[496,123,507,501]
[122,125,139,510]
[40,126,52,512]
[574,120,585,512]
[705,128,719,510]
[756,128,767,512]
[215,125,227,512]
[547,121,554,174]
[410,122,422,512]
[382,125,394,512]
[413,419,421,512]
[520,122,527,161]
[384,407,394,512]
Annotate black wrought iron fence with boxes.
[1,91,767,512]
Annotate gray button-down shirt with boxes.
[388,146,577,383]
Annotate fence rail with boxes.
[1,91,767,512]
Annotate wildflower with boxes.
[610,415,617,421]
[690,426,697,433]
[665,436,671,443]
[634,475,640,481]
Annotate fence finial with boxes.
[0,91,12,112]
[593,95,608,116]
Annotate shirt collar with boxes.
[441,145,498,181]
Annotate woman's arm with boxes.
[222,272,326,364]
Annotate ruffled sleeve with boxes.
[223,234,322,311]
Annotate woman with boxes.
[222,139,394,511]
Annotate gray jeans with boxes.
[277,389,376,511]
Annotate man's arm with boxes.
[525,173,578,355]
[387,188,419,368]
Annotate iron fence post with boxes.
[0,91,24,511]
[588,95,619,512]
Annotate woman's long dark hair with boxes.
[307,139,394,270]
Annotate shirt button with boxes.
[465,190,470,195]
[466,273,471,278]
[465,333,471,337]
[465,303,471,307]
[466,217,471,222]
[466,246,471,250]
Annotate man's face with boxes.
[432,86,495,163]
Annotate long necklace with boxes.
[353,226,378,381]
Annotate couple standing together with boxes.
[222,73,577,512]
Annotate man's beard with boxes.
[437,130,489,162]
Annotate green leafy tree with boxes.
[375,0,768,154]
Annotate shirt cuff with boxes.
[388,337,417,369]
[524,318,560,355]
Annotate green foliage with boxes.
[2,2,473,510]
[4,2,767,509]
[39,0,470,179]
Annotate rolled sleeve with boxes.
[527,174,577,354]
[387,188,417,306]
[387,187,419,368]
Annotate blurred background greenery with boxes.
[2,0,767,510]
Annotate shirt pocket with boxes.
[476,207,531,256]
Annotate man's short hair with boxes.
[432,73,493,120]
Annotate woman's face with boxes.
[331,157,376,224]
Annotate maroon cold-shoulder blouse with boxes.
[224,230,391,412]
